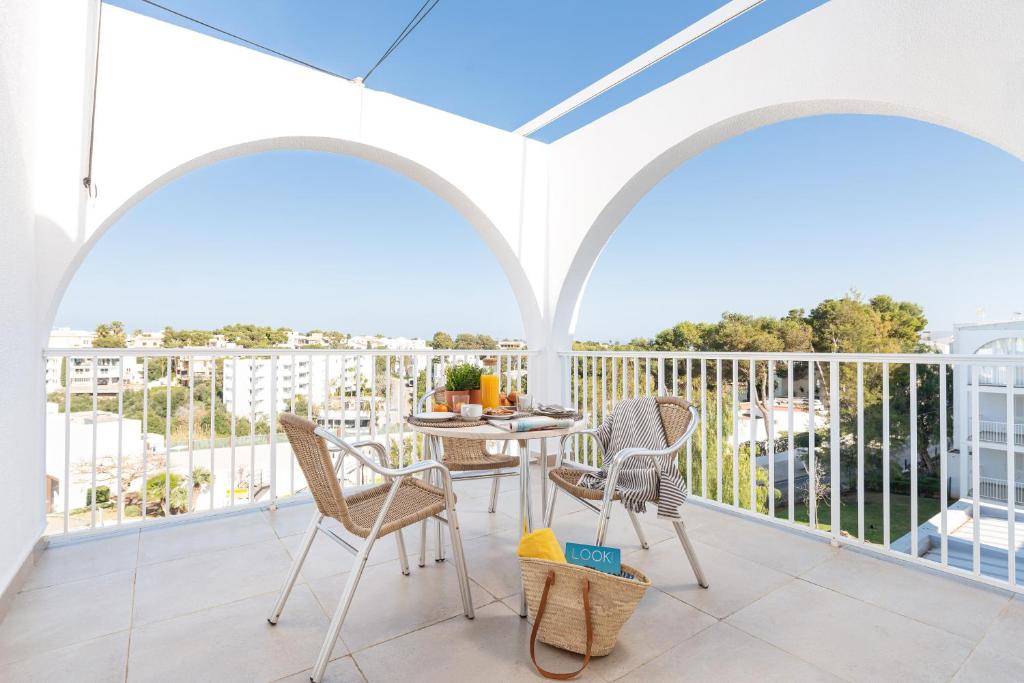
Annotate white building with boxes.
[44,405,165,521]
[223,356,312,418]
[127,330,163,349]
[951,320,1024,503]
[44,328,95,392]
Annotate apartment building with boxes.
[951,320,1024,503]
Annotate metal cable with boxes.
[137,0,349,80]
[83,1,103,196]
[363,0,440,83]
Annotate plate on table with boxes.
[482,409,527,420]
[413,412,456,421]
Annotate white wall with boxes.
[0,0,45,593]
[0,0,98,595]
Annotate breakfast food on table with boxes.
[484,406,515,416]
[432,404,449,412]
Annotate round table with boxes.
[407,419,585,616]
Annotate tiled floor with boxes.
[1,470,1020,682]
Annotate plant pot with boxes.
[468,389,482,405]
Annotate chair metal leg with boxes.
[673,519,709,588]
[627,508,650,549]
[595,492,615,546]
[443,504,475,619]
[394,528,410,576]
[267,510,322,624]
[544,486,558,527]
[310,481,402,683]
[487,476,500,513]
[418,519,428,568]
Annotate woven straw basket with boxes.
[520,557,650,677]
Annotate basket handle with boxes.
[529,570,593,680]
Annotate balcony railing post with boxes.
[829,360,840,545]
[269,354,278,508]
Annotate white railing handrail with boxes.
[560,349,1024,365]
[44,347,532,358]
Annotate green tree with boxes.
[216,324,290,348]
[163,327,213,347]
[429,331,454,349]
[453,333,498,350]
[93,321,126,348]
[147,357,169,382]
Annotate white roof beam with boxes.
[514,0,765,136]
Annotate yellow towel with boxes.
[517,525,566,563]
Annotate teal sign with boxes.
[566,542,621,575]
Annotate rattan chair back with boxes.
[279,413,350,525]
[655,396,694,446]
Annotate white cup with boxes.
[460,403,483,419]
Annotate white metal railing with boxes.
[42,347,530,537]
[975,420,1024,447]
[560,350,1024,594]
[973,477,1024,507]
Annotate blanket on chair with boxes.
[578,397,687,520]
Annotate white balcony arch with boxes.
[39,5,549,350]
[546,0,1024,349]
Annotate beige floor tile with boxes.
[625,537,791,618]
[728,580,974,682]
[618,622,839,682]
[264,501,318,538]
[971,594,1024,655]
[952,596,1024,681]
[801,549,1010,640]
[272,656,365,683]
[458,528,524,600]
[280,531,358,581]
[499,587,717,680]
[688,509,838,576]
[0,631,129,683]
[0,570,133,666]
[24,531,139,591]
[587,589,716,680]
[134,538,296,626]
[127,586,339,682]
[446,506,517,541]
[354,601,606,682]
[308,556,492,652]
[138,513,277,564]
[953,647,1023,683]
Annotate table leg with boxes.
[518,438,533,617]
[431,435,445,562]
[540,438,548,519]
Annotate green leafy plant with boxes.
[445,362,482,391]
[85,485,110,506]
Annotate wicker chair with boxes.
[415,388,520,564]
[418,387,519,511]
[268,414,474,683]
[545,396,709,589]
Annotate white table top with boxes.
[406,419,585,441]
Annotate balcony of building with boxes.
[5,0,1024,681]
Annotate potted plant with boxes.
[445,362,482,408]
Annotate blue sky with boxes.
[57,1,1024,340]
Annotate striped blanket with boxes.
[578,397,688,520]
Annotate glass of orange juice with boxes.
[480,357,500,409]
